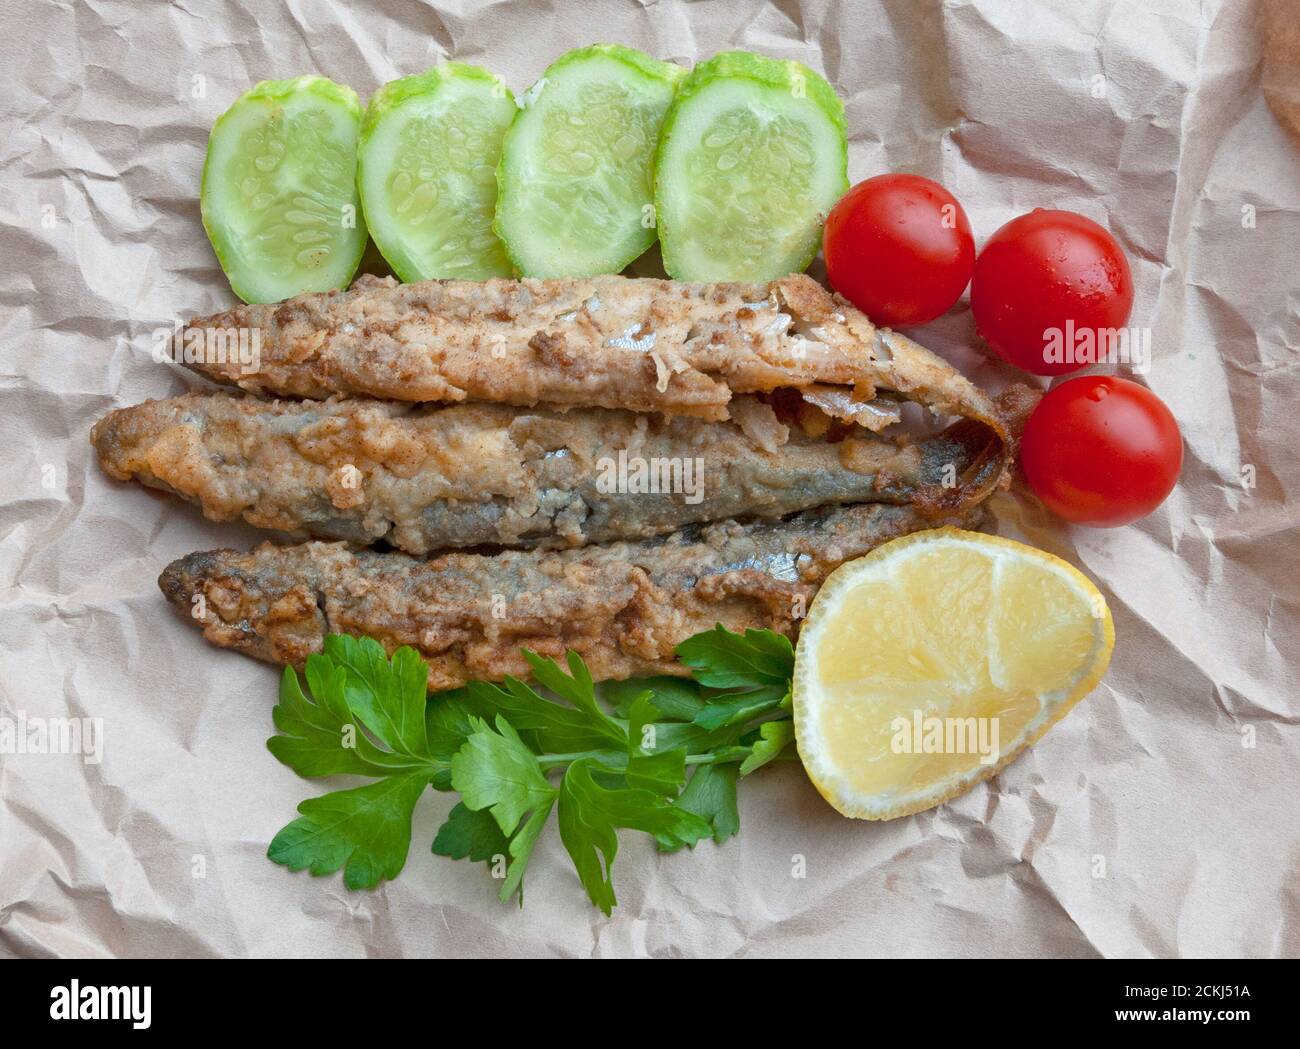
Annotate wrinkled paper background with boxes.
[2,0,1297,958]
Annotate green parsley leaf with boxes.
[660,763,741,851]
[322,634,430,757]
[557,758,711,914]
[523,650,625,742]
[465,675,622,754]
[425,691,481,788]
[267,641,464,888]
[603,675,705,720]
[692,683,787,730]
[268,773,432,890]
[269,653,454,778]
[432,790,555,907]
[267,623,801,911]
[499,797,555,906]
[451,715,558,835]
[675,625,795,690]
[269,664,404,778]
[624,693,687,796]
[431,801,511,864]
[739,719,796,775]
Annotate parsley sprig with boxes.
[266,628,798,913]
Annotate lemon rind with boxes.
[792,527,1115,821]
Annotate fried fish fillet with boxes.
[93,391,1003,554]
[159,500,986,691]
[141,273,1024,687]
[181,272,1008,435]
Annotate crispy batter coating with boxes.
[118,273,1036,686]
[160,501,986,691]
[92,391,998,554]
[182,273,1008,437]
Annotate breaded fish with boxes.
[159,500,986,691]
[181,272,1009,437]
[92,391,1004,554]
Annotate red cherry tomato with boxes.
[823,174,975,327]
[1020,376,1182,527]
[970,209,1134,376]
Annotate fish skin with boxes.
[159,500,987,692]
[141,273,1032,686]
[92,391,999,554]
[181,272,1008,436]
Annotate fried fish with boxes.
[123,271,1027,687]
[180,273,1009,436]
[159,500,987,691]
[93,390,1004,554]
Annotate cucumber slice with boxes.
[655,51,848,282]
[358,65,517,282]
[201,76,367,304]
[495,45,686,277]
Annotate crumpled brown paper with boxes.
[2,0,1297,959]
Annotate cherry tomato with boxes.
[1020,376,1182,527]
[823,174,975,327]
[970,209,1133,376]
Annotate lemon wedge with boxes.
[793,528,1114,820]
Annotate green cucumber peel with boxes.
[494,44,686,278]
[654,50,848,281]
[201,76,368,303]
[358,64,517,282]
